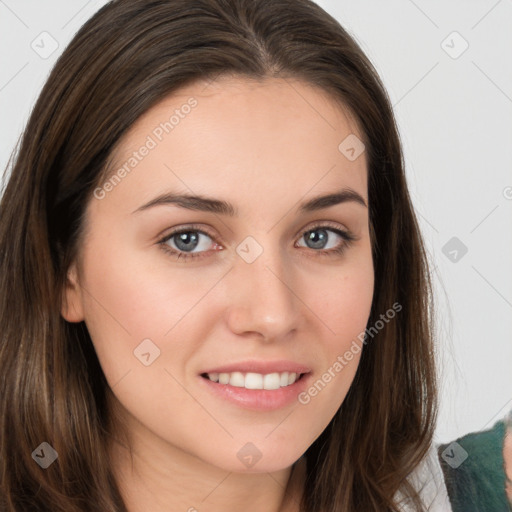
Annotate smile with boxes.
[202,371,304,390]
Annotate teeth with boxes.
[245,372,263,389]
[206,371,301,389]
[263,373,280,390]
[230,371,245,387]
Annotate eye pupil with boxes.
[175,232,199,251]
[305,229,328,249]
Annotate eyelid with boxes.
[157,223,216,244]
[294,220,354,240]
[157,220,357,260]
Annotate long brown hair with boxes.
[0,0,437,510]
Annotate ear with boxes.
[61,262,85,323]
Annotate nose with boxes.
[224,242,303,341]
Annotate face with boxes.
[62,76,374,474]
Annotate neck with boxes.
[108,427,306,512]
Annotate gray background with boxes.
[1,0,511,444]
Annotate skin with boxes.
[505,425,512,504]
[61,76,374,512]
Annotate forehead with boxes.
[96,76,368,217]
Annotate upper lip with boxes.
[200,360,312,375]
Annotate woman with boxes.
[0,0,447,510]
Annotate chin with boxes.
[203,442,305,474]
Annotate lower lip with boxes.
[198,373,312,411]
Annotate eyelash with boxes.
[157,222,357,262]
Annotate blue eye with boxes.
[157,223,356,262]
[159,227,217,261]
[297,227,354,252]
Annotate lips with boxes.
[198,361,313,411]
[200,360,312,375]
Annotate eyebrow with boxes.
[132,187,367,216]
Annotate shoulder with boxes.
[437,418,510,512]
[394,442,453,511]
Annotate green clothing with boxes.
[437,418,511,511]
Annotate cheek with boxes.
[76,239,211,383]
[299,253,374,405]
[313,253,374,348]
[77,235,239,404]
